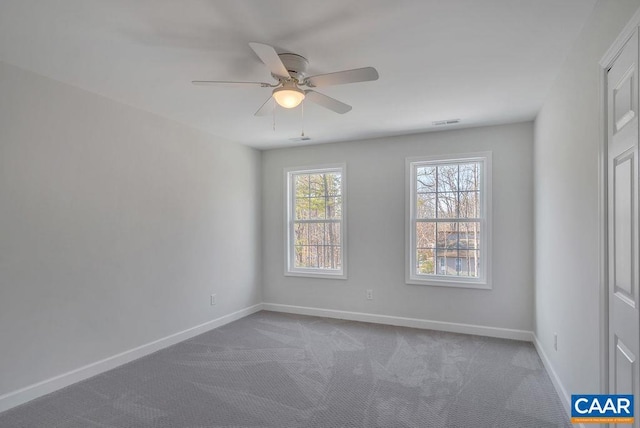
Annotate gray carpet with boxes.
[0,311,570,427]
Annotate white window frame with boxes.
[406,152,492,289]
[285,164,347,279]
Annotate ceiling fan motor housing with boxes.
[274,53,309,81]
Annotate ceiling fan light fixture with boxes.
[272,85,305,108]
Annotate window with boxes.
[285,165,346,278]
[407,153,491,288]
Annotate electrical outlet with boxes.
[366,289,373,300]
[210,294,217,306]
[554,333,558,351]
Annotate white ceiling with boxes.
[0,0,596,149]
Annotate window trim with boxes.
[284,164,347,279]
[405,152,492,289]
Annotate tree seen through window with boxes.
[415,161,481,278]
[292,171,343,271]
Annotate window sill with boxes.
[406,276,491,290]
[285,270,347,280]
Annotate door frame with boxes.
[599,6,640,397]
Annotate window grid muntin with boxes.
[293,218,341,270]
[287,167,345,277]
[410,157,487,284]
[415,219,483,278]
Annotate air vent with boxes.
[432,119,461,126]
[289,136,312,142]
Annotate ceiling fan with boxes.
[192,42,379,116]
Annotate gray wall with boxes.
[262,122,534,331]
[534,0,640,397]
[0,61,262,396]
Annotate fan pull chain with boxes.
[272,105,276,131]
[301,100,305,137]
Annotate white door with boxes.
[608,29,640,428]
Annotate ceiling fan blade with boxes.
[304,90,352,114]
[254,96,275,116]
[249,42,290,79]
[306,67,379,88]
[192,80,270,87]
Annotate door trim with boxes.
[599,6,640,398]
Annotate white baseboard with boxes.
[262,303,534,342]
[0,303,263,413]
[532,335,579,426]
[2,302,574,426]
[264,304,583,421]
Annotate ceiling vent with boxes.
[432,119,461,126]
[289,136,312,142]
